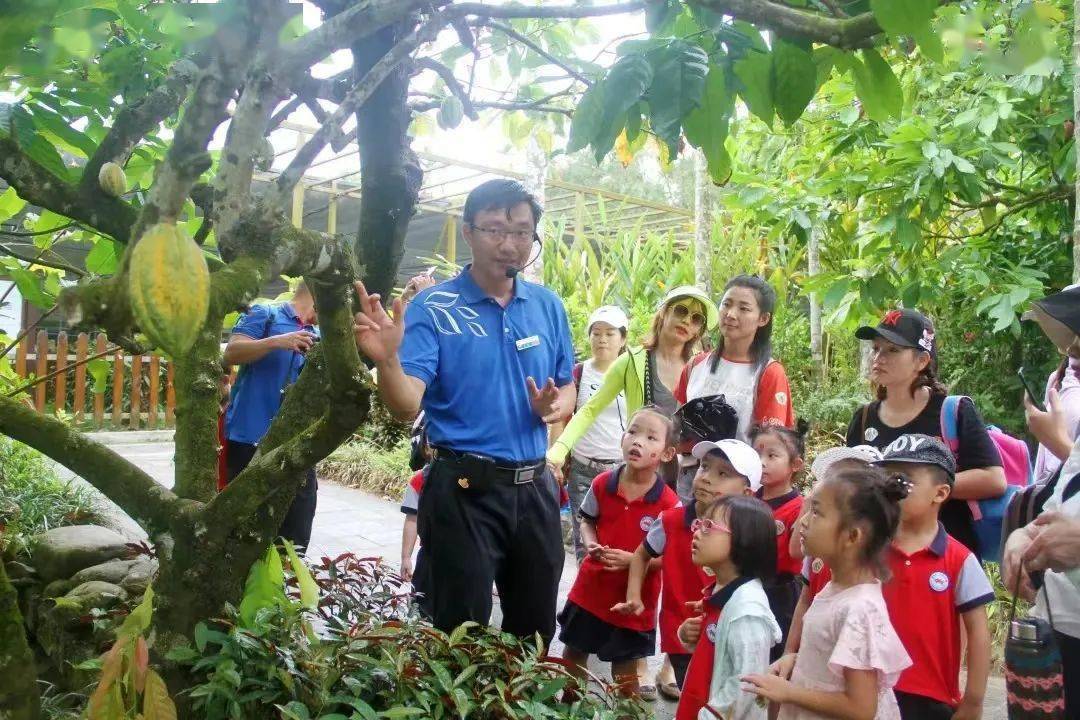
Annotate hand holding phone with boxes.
[1018,367,1047,413]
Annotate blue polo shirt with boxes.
[225,303,318,445]
[399,266,574,462]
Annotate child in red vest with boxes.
[614,437,764,700]
[558,407,679,697]
[873,435,993,720]
[675,494,781,720]
[750,422,807,661]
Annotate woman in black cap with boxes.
[1024,285,1080,476]
[845,308,1007,557]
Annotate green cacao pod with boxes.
[98,162,127,197]
[128,223,209,356]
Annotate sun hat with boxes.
[660,285,719,331]
[1023,284,1080,353]
[587,305,629,333]
[691,438,763,491]
[810,445,883,484]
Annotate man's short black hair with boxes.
[462,179,543,228]
[703,495,777,582]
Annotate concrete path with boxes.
[91,432,1006,719]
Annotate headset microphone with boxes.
[504,235,542,279]
[505,266,521,279]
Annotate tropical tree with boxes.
[0,0,1067,710]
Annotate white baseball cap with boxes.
[691,439,763,491]
[810,445,883,484]
[587,305,629,332]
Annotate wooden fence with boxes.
[13,331,176,430]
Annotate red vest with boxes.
[567,468,678,631]
[765,490,804,576]
[676,577,755,720]
[658,504,712,654]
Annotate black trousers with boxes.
[226,440,318,550]
[414,455,565,642]
[670,652,692,688]
[895,691,953,720]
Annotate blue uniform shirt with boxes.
[225,303,318,445]
[399,266,574,462]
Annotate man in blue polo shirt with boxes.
[353,179,575,641]
[223,282,320,549]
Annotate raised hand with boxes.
[527,376,562,423]
[353,280,405,364]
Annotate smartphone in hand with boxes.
[1018,367,1047,413]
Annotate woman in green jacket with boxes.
[547,285,718,470]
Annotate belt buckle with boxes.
[513,466,536,485]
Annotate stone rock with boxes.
[70,557,140,587]
[32,525,129,582]
[119,556,157,595]
[49,581,127,628]
[42,578,73,598]
[4,560,36,580]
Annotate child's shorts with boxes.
[557,601,655,663]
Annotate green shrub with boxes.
[318,439,411,500]
[0,438,94,558]
[176,553,649,720]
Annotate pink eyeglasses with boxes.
[690,518,731,536]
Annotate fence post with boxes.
[55,332,68,417]
[130,352,143,430]
[165,362,175,427]
[112,346,124,429]
[35,331,47,412]
[15,335,28,378]
[94,334,106,429]
[148,355,160,429]
[74,333,87,424]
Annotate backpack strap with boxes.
[941,395,986,521]
[644,350,655,406]
[939,395,966,455]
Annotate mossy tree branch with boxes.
[0,395,187,534]
[0,136,137,243]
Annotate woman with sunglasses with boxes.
[674,275,795,498]
[547,285,718,477]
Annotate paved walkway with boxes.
[90,432,1006,719]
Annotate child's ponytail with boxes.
[827,465,910,580]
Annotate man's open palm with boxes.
[353,280,404,364]
[527,376,562,423]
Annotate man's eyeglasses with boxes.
[470,226,535,243]
[670,302,706,326]
[690,518,731,536]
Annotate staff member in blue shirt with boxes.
[353,179,575,641]
[223,282,320,549]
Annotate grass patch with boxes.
[318,439,411,500]
[0,438,95,559]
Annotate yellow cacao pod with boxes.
[98,162,127,197]
[128,223,209,357]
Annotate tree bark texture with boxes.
[808,226,823,380]
[693,149,712,295]
[0,560,41,720]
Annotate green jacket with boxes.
[547,346,648,465]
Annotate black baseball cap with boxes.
[855,308,936,356]
[872,433,956,482]
[1023,285,1080,352]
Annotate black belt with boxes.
[433,447,545,485]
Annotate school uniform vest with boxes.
[658,504,712,654]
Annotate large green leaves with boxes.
[684,66,735,182]
[734,50,774,126]
[644,40,708,153]
[771,39,817,126]
[870,0,942,62]
[568,53,653,161]
[846,49,904,122]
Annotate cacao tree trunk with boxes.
[0,560,40,720]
